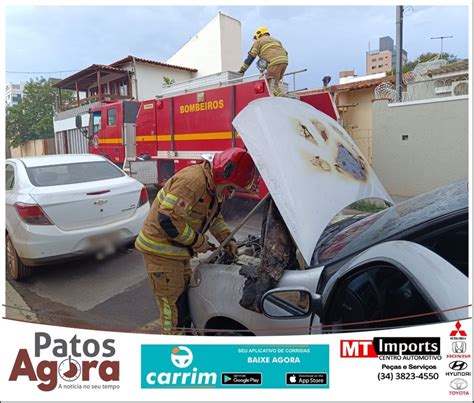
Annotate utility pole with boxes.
[395,6,404,102]
[430,35,453,56]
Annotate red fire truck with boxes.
[76,74,337,200]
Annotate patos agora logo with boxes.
[8,332,119,391]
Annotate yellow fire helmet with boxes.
[253,26,270,40]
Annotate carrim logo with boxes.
[145,346,217,386]
[171,346,193,369]
[449,361,468,371]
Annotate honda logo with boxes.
[450,378,468,390]
[449,361,468,371]
[452,341,467,353]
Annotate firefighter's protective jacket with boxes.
[240,35,288,73]
[136,162,231,260]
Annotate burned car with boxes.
[188,98,468,336]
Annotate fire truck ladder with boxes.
[157,69,307,98]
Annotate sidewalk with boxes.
[5,281,38,322]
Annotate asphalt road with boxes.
[6,192,264,332]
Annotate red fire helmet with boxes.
[212,148,256,190]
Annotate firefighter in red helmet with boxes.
[136,148,256,334]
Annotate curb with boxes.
[5,281,38,323]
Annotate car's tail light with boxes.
[138,186,149,207]
[14,203,53,225]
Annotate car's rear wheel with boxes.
[6,234,32,281]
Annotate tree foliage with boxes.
[6,77,74,147]
[388,52,460,75]
[402,52,459,73]
[162,76,176,86]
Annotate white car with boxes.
[5,154,150,280]
[188,98,468,335]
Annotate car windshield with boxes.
[313,180,468,265]
[27,161,125,187]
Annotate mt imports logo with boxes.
[145,346,217,386]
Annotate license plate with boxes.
[88,231,121,249]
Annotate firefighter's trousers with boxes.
[267,63,288,96]
[142,253,192,335]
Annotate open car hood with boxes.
[233,97,393,265]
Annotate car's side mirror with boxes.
[75,114,83,129]
[260,287,322,319]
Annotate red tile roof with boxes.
[52,64,129,90]
[298,75,396,95]
[427,59,468,76]
[110,55,197,72]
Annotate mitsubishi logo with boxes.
[450,321,467,337]
[449,361,468,371]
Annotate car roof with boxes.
[7,154,107,168]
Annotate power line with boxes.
[6,69,80,74]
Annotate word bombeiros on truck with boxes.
[72,69,337,200]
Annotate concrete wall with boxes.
[10,138,56,158]
[373,96,468,197]
[219,14,242,73]
[167,13,242,77]
[336,87,375,164]
[132,62,193,99]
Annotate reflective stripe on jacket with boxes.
[248,35,288,67]
[136,163,231,259]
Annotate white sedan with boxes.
[5,154,150,280]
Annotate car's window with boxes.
[107,108,117,126]
[26,161,125,187]
[92,111,102,134]
[324,264,439,332]
[6,164,15,190]
[313,180,468,265]
[415,223,468,277]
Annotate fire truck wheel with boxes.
[6,234,33,281]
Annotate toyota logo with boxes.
[450,378,468,390]
[449,361,468,371]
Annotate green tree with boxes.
[387,52,460,75]
[162,76,175,86]
[6,77,73,147]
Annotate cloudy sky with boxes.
[5,5,469,89]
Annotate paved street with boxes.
[5,189,403,333]
[5,192,264,332]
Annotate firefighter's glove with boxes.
[192,234,211,254]
[238,68,246,75]
[224,239,238,258]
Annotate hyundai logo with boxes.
[449,361,468,371]
[450,378,468,390]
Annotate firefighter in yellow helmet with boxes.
[239,26,288,96]
[136,148,257,335]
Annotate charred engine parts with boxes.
[239,198,296,313]
[211,235,262,265]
